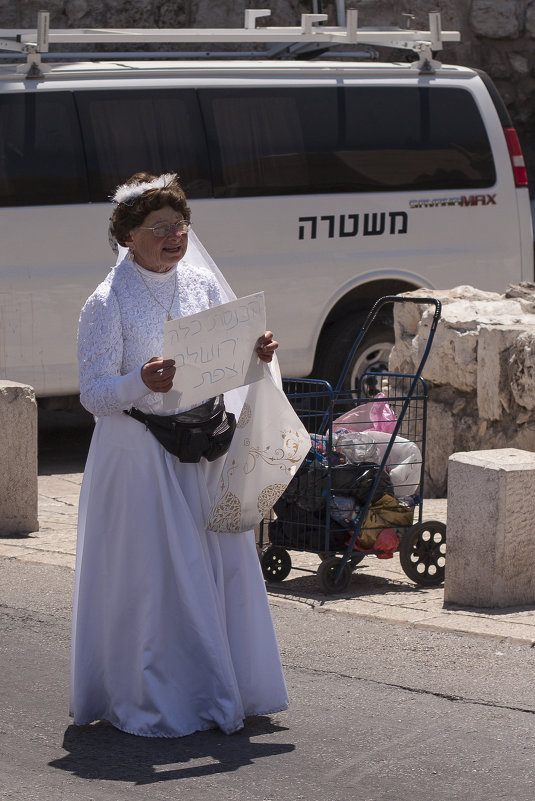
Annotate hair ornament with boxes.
[111,173,177,206]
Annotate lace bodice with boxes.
[78,256,224,417]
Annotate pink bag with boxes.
[368,393,397,434]
[333,393,397,434]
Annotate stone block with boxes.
[424,399,455,497]
[0,381,38,536]
[509,330,535,410]
[445,448,535,608]
[390,286,510,393]
[476,325,523,420]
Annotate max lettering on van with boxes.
[298,212,408,240]
[409,194,497,209]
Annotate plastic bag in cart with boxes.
[331,429,380,465]
[330,493,360,527]
[354,493,415,548]
[333,430,422,499]
[278,461,394,514]
[333,393,397,434]
[349,527,401,559]
[309,433,347,466]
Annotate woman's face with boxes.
[125,204,188,273]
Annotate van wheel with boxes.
[314,313,394,391]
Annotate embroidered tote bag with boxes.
[206,364,311,533]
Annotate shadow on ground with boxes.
[38,404,94,475]
[264,563,433,603]
[49,717,294,785]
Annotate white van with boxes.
[0,10,532,397]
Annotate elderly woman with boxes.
[70,172,289,738]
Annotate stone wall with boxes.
[3,1,535,179]
[389,283,535,497]
[0,1,305,31]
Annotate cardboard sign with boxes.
[162,292,266,409]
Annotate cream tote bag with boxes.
[207,364,311,533]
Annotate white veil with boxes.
[184,230,281,385]
[112,206,281,405]
[114,229,236,305]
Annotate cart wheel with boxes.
[399,521,446,586]
[317,556,352,594]
[319,551,365,568]
[261,546,292,582]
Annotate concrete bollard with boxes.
[0,381,38,536]
[445,448,535,608]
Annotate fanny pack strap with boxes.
[125,406,156,428]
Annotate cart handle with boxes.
[334,295,441,395]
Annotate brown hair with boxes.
[109,172,191,246]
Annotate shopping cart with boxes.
[258,296,444,594]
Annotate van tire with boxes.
[314,313,394,390]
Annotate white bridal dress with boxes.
[70,248,289,738]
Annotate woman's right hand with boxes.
[141,357,176,393]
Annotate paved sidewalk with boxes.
[1,473,535,644]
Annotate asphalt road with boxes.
[1,557,535,801]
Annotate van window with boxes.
[75,89,212,201]
[0,92,88,206]
[342,86,496,191]
[0,84,498,206]
[199,86,496,197]
[199,87,342,197]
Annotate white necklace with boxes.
[136,267,178,321]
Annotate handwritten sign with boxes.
[162,292,266,410]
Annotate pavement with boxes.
[2,461,535,646]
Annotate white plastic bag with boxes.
[207,364,311,533]
[332,429,381,465]
[363,430,421,499]
[332,430,421,498]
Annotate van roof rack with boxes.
[0,8,460,77]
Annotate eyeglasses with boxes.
[139,220,191,238]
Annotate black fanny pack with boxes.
[124,394,236,463]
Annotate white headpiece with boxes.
[111,173,177,206]
[110,172,237,306]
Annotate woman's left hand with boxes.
[256,331,278,363]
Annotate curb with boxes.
[268,594,535,645]
[2,476,535,645]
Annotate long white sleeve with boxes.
[78,286,150,417]
[78,257,225,417]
